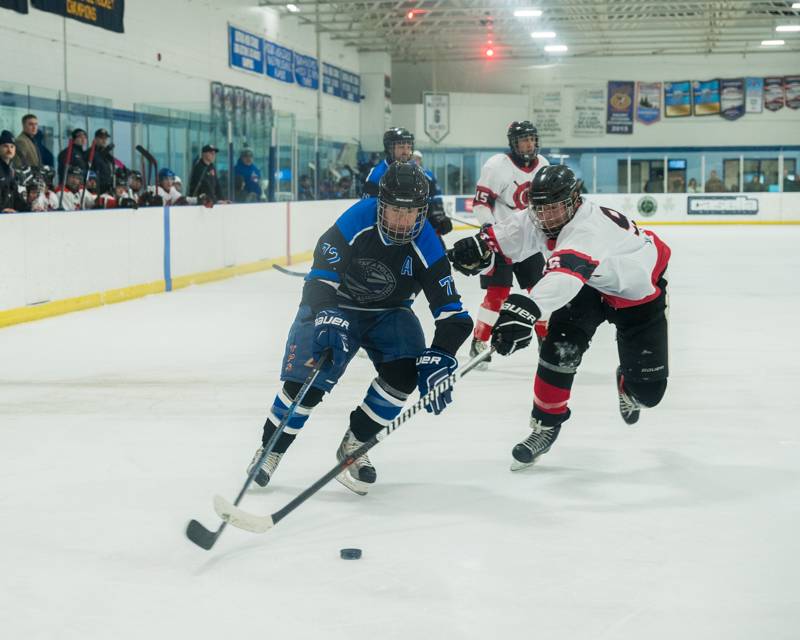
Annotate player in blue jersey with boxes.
[248,162,473,495]
[364,127,452,235]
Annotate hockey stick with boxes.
[214,346,496,535]
[272,263,307,278]
[186,349,331,550]
[136,145,158,197]
[446,213,481,229]
[57,137,74,211]
[79,140,97,210]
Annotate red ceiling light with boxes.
[406,8,428,19]
[485,46,495,57]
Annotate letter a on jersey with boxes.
[401,256,413,276]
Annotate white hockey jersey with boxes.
[472,153,550,226]
[487,199,671,318]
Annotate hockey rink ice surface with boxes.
[1,225,799,640]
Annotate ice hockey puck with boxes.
[340,548,362,560]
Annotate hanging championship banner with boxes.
[223,85,234,123]
[0,0,28,13]
[322,63,341,98]
[423,93,450,143]
[606,81,634,134]
[692,79,720,116]
[572,85,605,136]
[745,77,763,113]
[210,82,224,124]
[635,81,661,125]
[719,79,745,121]
[293,51,319,90]
[764,77,784,111]
[664,81,691,117]
[228,25,263,75]
[262,93,273,130]
[32,0,124,33]
[340,68,361,103]
[265,40,294,83]
[233,87,245,137]
[531,89,565,143]
[243,90,254,139]
[784,76,800,110]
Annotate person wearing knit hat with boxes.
[1,130,28,212]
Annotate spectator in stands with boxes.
[687,177,700,193]
[14,114,48,170]
[234,148,262,202]
[57,128,88,184]
[704,170,725,193]
[1,130,28,212]
[335,175,353,198]
[90,128,116,195]
[745,174,767,192]
[783,168,799,193]
[188,144,222,203]
[668,175,685,193]
[298,174,314,200]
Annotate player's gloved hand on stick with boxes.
[416,348,458,415]
[491,294,541,356]
[447,232,492,276]
[428,203,453,235]
[313,308,352,373]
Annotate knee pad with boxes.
[376,358,418,396]
[282,380,325,407]
[483,286,511,312]
[625,378,667,408]
[540,325,591,372]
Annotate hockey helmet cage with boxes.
[507,120,539,164]
[527,165,581,238]
[377,161,429,245]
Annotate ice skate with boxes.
[510,417,561,471]
[470,338,491,370]
[616,367,641,425]
[335,429,376,496]
[246,447,284,487]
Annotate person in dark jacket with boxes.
[57,129,88,184]
[188,144,222,203]
[1,130,28,213]
[89,128,116,195]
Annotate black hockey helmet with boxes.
[378,161,429,245]
[527,165,581,238]
[507,120,539,164]
[383,127,415,161]
[40,165,55,187]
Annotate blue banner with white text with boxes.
[265,40,294,83]
[228,26,264,75]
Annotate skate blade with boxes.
[335,470,369,496]
[510,459,536,472]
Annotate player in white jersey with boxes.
[449,165,671,470]
[469,121,550,369]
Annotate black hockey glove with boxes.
[427,202,453,235]
[447,233,492,276]
[313,308,352,374]
[491,294,541,356]
[416,348,458,415]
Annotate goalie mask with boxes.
[378,162,429,245]
[528,165,581,239]
[507,120,539,165]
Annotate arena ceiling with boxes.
[258,0,800,62]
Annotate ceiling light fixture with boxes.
[775,25,800,32]
[531,31,556,39]
[514,9,543,18]
[544,44,568,53]
[761,39,786,46]
[286,3,299,12]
